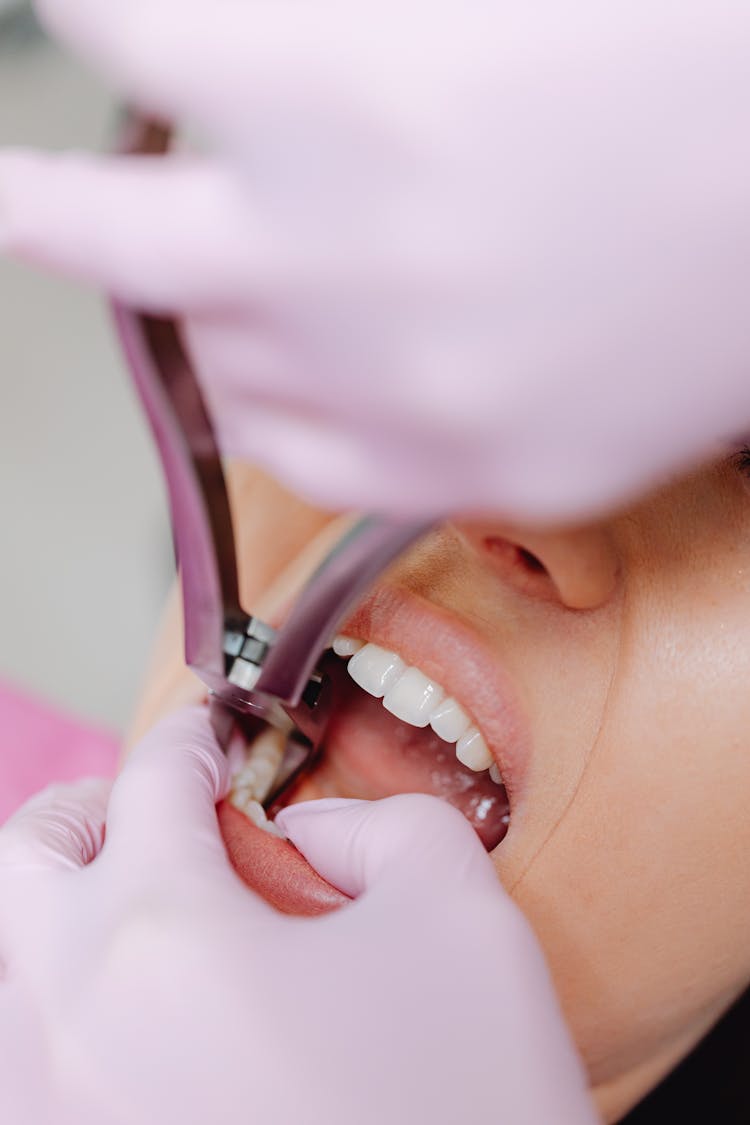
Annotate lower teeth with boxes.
[229,726,286,804]
[229,791,286,838]
[229,725,288,835]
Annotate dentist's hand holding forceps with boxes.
[2,0,750,521]
[0,709,598,1125]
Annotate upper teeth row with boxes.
[332,635,503,784]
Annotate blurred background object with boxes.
[0,1,24,20]
[0,6,172,731]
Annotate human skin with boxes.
[128,453,750,1123]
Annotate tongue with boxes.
[297,660,510,852]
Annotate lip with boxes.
[341,583,531,814]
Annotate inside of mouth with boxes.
[268,656,510,852]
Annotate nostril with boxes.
[483,537,550,579]
[465,524,618,610]
[516,547,547,575]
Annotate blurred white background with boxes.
[0,7,172,730]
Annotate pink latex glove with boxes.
[0,708,598,1124]
[5,2,749,521]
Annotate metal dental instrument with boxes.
[111,111,432,807]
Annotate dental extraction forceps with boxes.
[111,112,432,809]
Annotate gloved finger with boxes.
[32,0,185,117]
[216,401,423,516]
[33,0,356,124]
[219,402,471,517]
[0,778,111,872]
[216,406,389,513]
[275,794,502,903]
[0,151,265,311]
[104,707,232,877]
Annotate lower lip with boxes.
[218,801,349,915]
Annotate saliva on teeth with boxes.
[332,635,504,785]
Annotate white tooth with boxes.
[229,793,285,837]
[333,635,364,657]
[347,643,405,698]
[489,763,503,786]
[225,725,251,775]
[230,726,286,805]
[429,697,471,743]
[456,727,494,772]
[383,667,444,727]
[236,795,268,825]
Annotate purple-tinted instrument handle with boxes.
[112,304,240,695]
[115,289,433,709]
[255,517,432,704]
[112,113,238,695]
[112,107,434,713]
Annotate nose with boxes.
[455,520,620,611]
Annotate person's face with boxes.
[129,453,750,1122]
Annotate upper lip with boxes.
[342,583,531,810]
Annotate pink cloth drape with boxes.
[0,682,119,823]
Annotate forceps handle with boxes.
[112,113,240,693]
[113,305,242,693]
[116,290,433,707]
[112,109,434,710]
[255,517,433,704]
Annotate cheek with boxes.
[493,595,624,897]
[505,585,750,1089]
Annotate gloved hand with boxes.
[4,1,748,520]
[0,708,598,1125]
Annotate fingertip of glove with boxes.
[127,706,231,803]
[0,148,75,256]
[277,801,368,837]
[0,149,29,252]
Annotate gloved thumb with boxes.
[104,707,231,878]
[0,778,111,872]
[276,794,502,903]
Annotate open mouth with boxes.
[268,639,510,851]
[220,586,527,913]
